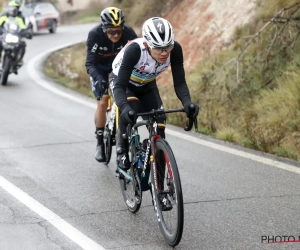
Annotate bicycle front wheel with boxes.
[150,138,184,247]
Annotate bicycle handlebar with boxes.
[129,104,198,132]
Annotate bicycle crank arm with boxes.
[117,167,133,182]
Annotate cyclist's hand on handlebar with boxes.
[184,101,199,118]
[120,105,136,126]
[94,78,108,97]
[100,79,109,89]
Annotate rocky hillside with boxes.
[165,0,255,68]
[157,0,255,82]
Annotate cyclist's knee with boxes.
[96,99,108,114]
[98,95,109,103]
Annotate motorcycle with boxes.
[0,17,32,86]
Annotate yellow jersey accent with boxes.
[130,74,155,84]
[127,96,139,101]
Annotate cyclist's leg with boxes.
[90,65,110,162]
[139,81,166,138]
[110,80,142,170]
[118,93,141,170]
[139,83,171,209]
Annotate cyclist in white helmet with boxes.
[110,17,199,171]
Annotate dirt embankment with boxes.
[158,0,255,83]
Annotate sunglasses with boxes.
[106,29,123,35]
[151,44,174,53]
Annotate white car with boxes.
[21,1,60,35]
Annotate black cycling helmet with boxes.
[100,7,125,28]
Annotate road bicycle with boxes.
[116,105,198,247]
[103,88,118,165]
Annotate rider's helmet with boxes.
[7,6,18,17]
[7,0,20,17]
[8,0,21,8]
[100,7,125,28]
[142,17,174,48]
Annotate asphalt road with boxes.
[1,24,300,250]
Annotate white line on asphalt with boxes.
[27,43,300,176]
[27,42,96,109]
[0,176,105,250]
[166,129,300,174]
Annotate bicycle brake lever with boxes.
[194,117,198,132]
[184,116,193,131]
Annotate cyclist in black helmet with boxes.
[85,7,137,163]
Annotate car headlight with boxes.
[5,34,19,43]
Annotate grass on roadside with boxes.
[44,43,93,98]
[44,0,300,161]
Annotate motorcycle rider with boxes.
[0,0,31,66]
[85,7,137,163]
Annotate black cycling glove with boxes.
[120,105,136,126]
[93,79,108,98]
[184,101,199,118]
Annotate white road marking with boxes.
[0,176,105,250]
[27,42,96,109]
[166,129,300,174]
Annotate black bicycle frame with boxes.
[118,107,197,183]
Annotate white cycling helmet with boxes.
[142,17,174,48]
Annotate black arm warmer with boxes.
[85,30,101,81]
[171,41,191,105]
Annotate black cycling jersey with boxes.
[113,41,191,112]
[85,23,137,82]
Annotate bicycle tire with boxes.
[150,138,184,246]
[104,126,112,165]
[119,137,142,213]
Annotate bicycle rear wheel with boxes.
[104,126,112,165]
[119,136,142,213]
[150,138,184,246]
